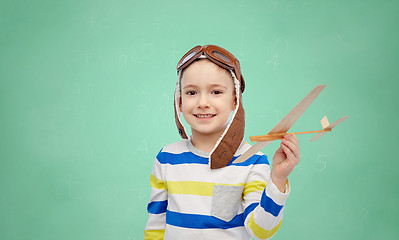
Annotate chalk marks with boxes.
[56,174,83,200]
[72,150,94,163]
[286,0,309,13]
[264,0,279,13]
[267,38,289,72]
[152,93,172,124]
[118,53,128,69]
[135,138,149,153]
[128,183,147,211]
[361,207,369,223]
[313,154,328,172]
[295,154,330,172]
[135,90,172,124]
[66,174,83,199]
[71,51,93,66]
[116,50,141,68]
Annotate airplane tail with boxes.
[310,116,349,141]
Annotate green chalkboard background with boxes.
[1,0,398,239]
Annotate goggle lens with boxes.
[212,50,231,63]
[181,51,197,66]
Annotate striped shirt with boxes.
[144,139,290,240]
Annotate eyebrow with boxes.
[182,84,228,90]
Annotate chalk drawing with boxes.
[295,158,305,171]
[72,150,94,163]
[135,139,149,153]
[128,183,147,211]
[313,154,328,172]
[287,0,309,13]
[264,0,278,13]
[68,174,83,199]
[118,53,128,69]
[286,1,296,13]
[361,207,369,224]
[71,51,92,65]
[152,16,161,31]
[267,38,289,72]
[302,1,309,11]
[87,13,97,26]
[267,55,280,72]
[72,83,82,95]
[152,93,171,123]
[136,90,152,120]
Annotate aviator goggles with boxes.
[176,45,245,93]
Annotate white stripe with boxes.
[164,224,251,240]
[145,212,166,230]
[148,188,168,202]
[162,164,253,183]
[265,180,289,206]
[161,140,190,154]
[243,191,263,208]
[167,194,212,215]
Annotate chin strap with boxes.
[210,97,245,169]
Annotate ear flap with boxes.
[174,97,188,139]
[174,71,188,139]
[210,94,245,169]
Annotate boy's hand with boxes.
[271,134,300,193]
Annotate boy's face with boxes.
[180,59,236,140]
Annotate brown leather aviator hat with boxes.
[174,45,246,169]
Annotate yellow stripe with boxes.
[243,181,267,197]
[150,175,166,190]
[150,177,269,197]
[144,229,165,240]
[248,214,282,239]
[166,181,244,196]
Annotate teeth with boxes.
[196,114,214,118]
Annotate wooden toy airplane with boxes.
[233,85,348,164]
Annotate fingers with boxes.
[280,143,294,160]
[283,133,299,145]
[281,134,300,160]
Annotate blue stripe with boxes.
[166,210,244,229]
[147,200,168,214]
[229,154,269,167]
[157,151,209,165]
[243,202,259,220]
[157,151,269,166]
[260,190,283,217]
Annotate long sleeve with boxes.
[144,157,167,240]
[242,155,290,240]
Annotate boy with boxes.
[144,45,300,239]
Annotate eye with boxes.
[212,90,223,95]
[186,90,196,95]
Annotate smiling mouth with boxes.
[194,114,216,118]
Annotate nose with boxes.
[197,93,210,108]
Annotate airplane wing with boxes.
[310,116,349,141]
[233,85,327,164]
